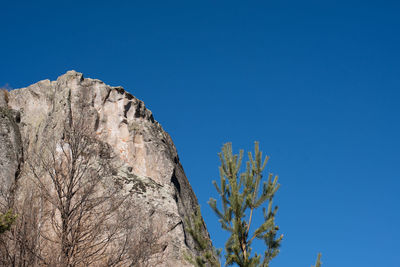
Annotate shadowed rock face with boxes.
[2,71,211,266]
[0,91,23,204]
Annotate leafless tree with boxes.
[25,113,127,266]
[0,189,47,267]
[106,202,168,267]
[1,105,169,266]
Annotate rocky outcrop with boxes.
[0,90,22,205]
[1,71,211,266]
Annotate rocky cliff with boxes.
[0,71,211,266]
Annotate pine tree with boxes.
[185,142,322,267]
[184,206,221,267]
[0,210,16,234]
[208,142,282,267]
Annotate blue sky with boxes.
[1,0,400,266]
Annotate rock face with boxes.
[0,90,23,203]
[1,71,211,266]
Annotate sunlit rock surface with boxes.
[2,71,211,266]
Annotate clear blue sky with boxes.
[1,1,400,266]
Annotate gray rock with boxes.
[0,95,23,205]
[3,71,213,266]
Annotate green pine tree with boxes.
[208,142,282,267]
[0,210,16,234]
[184,206,221,267]
[185,142,322,267]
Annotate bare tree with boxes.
[27,114,121,266]
[0,103,169,266]
[105,201,168,267]
[0,190,47,267]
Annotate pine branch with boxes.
[311,253,322,267]
[184,206,221,267]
